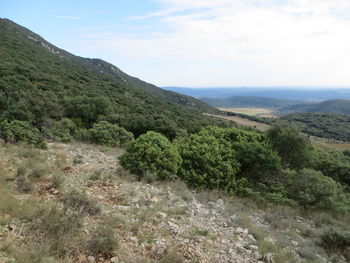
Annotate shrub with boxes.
[86,121,134,147]
[87,226,118,255]
[61,190,100,215]
[52,118,77,142]
[29,205,82,258]
[321,228,350,259]
[177,131,239,192]
[234,141,281,182]
[119,131,182,180]
[50,173,64,189]
[267,124,311,169]
[0,120,46,148]
[15,175,33,193]
[285,169,347,211]
[311,148,350,185]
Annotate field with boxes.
[205,113,271,131]
[219,107,277,118]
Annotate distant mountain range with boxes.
[163,87,350,101]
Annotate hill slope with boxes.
[280,99,350,114]
[200,96,300,108]
[0,18,222,138]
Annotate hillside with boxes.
[200,96,299,108]
[1,141,349,263]
[279,99,350,114]
[0,18,223,139]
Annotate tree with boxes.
[119,131,182,180]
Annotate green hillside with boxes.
[0,18,224,139]
[279,99,350,114]
[200,96,300,108]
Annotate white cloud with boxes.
[77,0,350,86]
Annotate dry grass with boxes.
[219,107,276,118]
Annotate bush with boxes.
[86,121,134,146]
[177,130,239,192]
[267,124,311,169]
[87,226,118,255]
[61,190,100,215]
[0,120,46,148]
[285,169,347,211]
[311,148,350,185]
[234,141,281,182]
[119,131,182,180]
[52,118,77,142]
[15,175,33,193]
[321,228,350,259]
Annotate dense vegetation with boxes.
[279,99,350,114]
[120,125,350,217]
[0,18,230,144]
[201,96,300,108]
[279,113,350,141]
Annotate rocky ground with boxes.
[0,142,346,263]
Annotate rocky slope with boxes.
[0,142,346,263]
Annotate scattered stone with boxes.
[262,253,275,263]
[110,256,118,262]
[87,255,95,262]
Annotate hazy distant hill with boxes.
[163,87,350,101]
[200,96,300,109]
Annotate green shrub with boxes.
[61,190,100,215]
[321,228,350,259]
[177,130,239,192]
[234,141,281,182]
[267,124,311,169]
[0,120,46,148]
[285,169,347,211]
[87,226,118,255]
[119,131,182,180]
[52,118,77,142]
[50,173,64,189]
[311,148,350,185]
[86,121,134,146]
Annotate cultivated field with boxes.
[204,113,271,131]
[219,107,277,118]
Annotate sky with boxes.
[1,0,350,87]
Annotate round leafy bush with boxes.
[0,120,46,148]
[177,130,240,192]
[119,131,182,180]
[52,118,77,142]
[285,168,347,210]
[86,121,134,146]
[267,125,311,169]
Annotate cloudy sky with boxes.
[2,0,350,87]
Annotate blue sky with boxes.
[1,0,350,87]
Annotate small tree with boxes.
[119,131,182,180]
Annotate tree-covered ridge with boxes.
[0,18,227,139]
[201,96,301,108]
[279,99,350,114]
[279,113,350,142]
